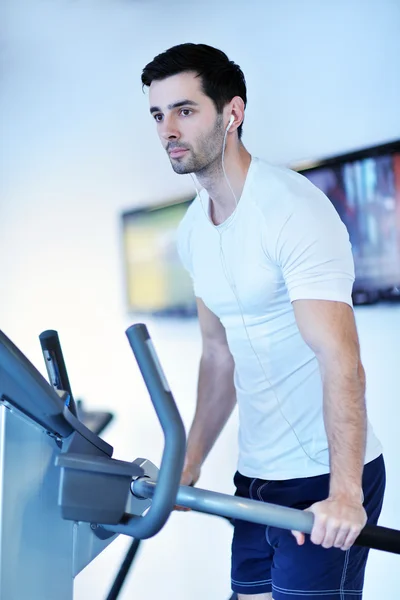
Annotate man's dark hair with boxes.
[141,43,247,139]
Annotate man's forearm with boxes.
[185,351,236,468]
[321,360,367,501]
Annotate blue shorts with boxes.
[231,455,385,599]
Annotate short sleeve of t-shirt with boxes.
[267,179,355,306]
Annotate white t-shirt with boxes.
[176,156,382,480]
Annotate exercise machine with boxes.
[0,323,399,600]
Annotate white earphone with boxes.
[226,115,234,131]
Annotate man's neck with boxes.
[195,143,252,221]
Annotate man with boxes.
[141,44,385,600]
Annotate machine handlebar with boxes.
[123,324,186,539]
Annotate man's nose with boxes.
[160,115,181,142]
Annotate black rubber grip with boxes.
[355,523,400,554]
[39,330,78,417]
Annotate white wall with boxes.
[1,0,400,598]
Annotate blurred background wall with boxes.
[1,0,400,598]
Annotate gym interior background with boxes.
[1,0,400,598]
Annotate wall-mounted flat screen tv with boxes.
[122,197,197,316]
[293,140,400,304]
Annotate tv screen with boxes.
[294,141,400,302]
[122,198,197,315]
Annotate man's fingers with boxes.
[341,526,363,551]
[310,513,328,546]
[320,519,343,548]
[291,530,305,545]
[332,525,351,549]
[312,518,363,550]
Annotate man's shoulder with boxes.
[251,156,332,219]
[249,158,297,222]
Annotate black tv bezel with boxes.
[121,195,195,223]
[291,139,400,173]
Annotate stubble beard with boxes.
[168,115,225,178]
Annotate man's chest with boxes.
[190,227,287,319]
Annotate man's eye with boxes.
[180,109,192,117]
[154,114,163,123]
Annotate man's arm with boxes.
[180,297,236,487]
[291,298,368,550]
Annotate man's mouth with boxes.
[168,148,188,158]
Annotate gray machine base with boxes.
[0,402,116,600]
